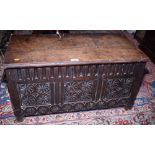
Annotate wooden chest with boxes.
[3,34,149,121]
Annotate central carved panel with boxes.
[64,80,94,103]
[18,83,51,107]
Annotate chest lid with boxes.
[4,34,149,68]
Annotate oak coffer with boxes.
[3,34,149,121]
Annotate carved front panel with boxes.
[6,62,146,118]
[103,77,134,99]
[18,83,51,107]
[64,80,94,103]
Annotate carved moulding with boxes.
[21,98,129,117]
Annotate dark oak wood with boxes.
[4,34,149,121]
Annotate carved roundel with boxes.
[107,99,117,107]
[85,102,96,110]
[22,95,36,106]
[25,107,36,115]
[62,104,72,112]
[74,103,84,111]
[96,101,106,109]
[38,106,49,115]
[50,105,60,113]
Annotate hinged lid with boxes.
[4,34,149,69]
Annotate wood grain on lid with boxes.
[4,34,149,68]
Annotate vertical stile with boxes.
[42,68,46,80]
[46,67,50,80]
[109,64,114,76]
[21,69,26,82]
[54,67,59,105]
[95,65,99,77]
[117,63,121,76]
[54,67,58,79]
[29,68,34,81]
[37,68,42,81]
[61,81,64,105]
[127,64,132,75]
[95,65,102,101]
[79,65,83,77]
[125,64,131,75]
[68,66,72,78]
[26,68,30,81]
[50,67,54,79]
[59,82,62,104]
[109,64,113,76]
[113,64,117,76]
[87,65,91,76]
[72,66,76,78]
[130,63,135,75]
[34,68,38,80]
[58,67,62,78]
[61,66,66,78]
[102,64,106,77]
[53,82,56,105]
[17,69,22,81]
[90,65,95,76]
[66,66,69,78]
[13,69,18,82]
[84,65,88,77]
[76,65,80,77]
